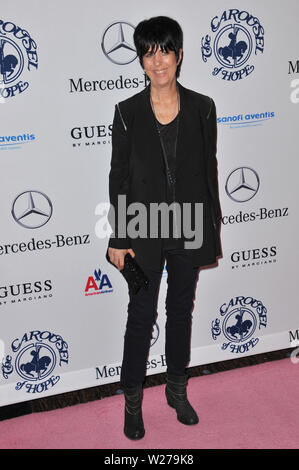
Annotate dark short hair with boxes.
[133,16,183,78]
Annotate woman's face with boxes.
[142,45,182,87]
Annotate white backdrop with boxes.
[0,0,298,406]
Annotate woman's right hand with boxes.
[108,247,135,271]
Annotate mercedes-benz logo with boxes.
[11,190,53,229]
[225,167,260,202]
[101,21,136,65]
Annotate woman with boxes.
[107,16,222,440]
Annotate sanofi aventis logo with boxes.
[218,111,275,128]
[0,132,35,150]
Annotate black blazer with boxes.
[108,81,222,272]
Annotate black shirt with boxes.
[156,115,183,250]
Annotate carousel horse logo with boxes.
[201,8,264,81]
[0,19,38,99]
[1,330,69,394]
[15,343,55,381]
[211,296,268,354]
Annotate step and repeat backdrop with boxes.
[0,0,298,406]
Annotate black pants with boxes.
[120,248,199,388]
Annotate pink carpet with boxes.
[0,357,298,449]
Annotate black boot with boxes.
[123,384,145,440]
[165,374,199,425]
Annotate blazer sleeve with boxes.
[107,104,131,249]
[206,98,222,228]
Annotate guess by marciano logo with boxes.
[0,279,53,307]
[211,296,268,354]
[0,19,38,99]
[201,8,264,81]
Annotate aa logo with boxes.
[85,268,113,296]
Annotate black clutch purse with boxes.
[106,249,150,295]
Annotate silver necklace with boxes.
[149,86,180,125]
[150,85,180,187]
